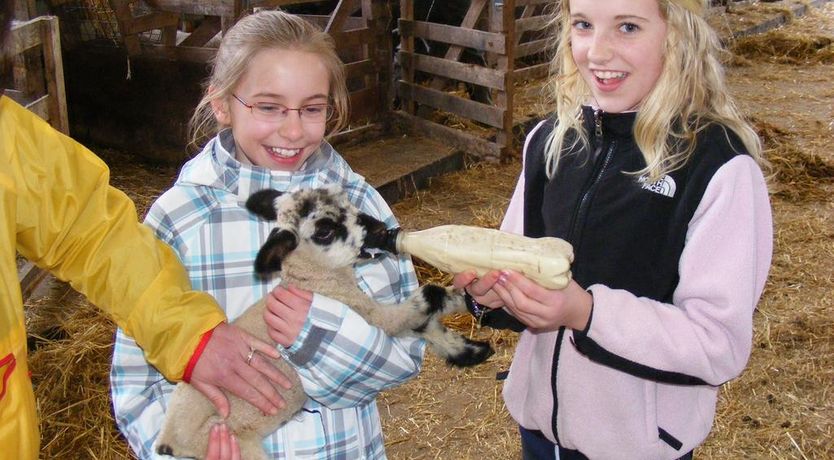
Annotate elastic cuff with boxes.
[464,291,487,319]
[575,289,594,336]
[183,326,216,383]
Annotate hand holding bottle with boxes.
[455,269,592,332]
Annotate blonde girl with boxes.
[112,10,422,460]
[455,0,773,458]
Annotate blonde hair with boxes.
[543,0,764,181]
[189,10,349,149]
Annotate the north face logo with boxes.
[639,174,677,198]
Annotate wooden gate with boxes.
[395,0,553,161]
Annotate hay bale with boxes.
[751,117,834,202]
[732,30,834,64]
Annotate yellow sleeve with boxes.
[3,96,226,380]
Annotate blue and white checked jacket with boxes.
[111,130,423,459]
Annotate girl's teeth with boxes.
[594,71,626,81]
[269,147,300,158]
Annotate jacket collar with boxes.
[176,129,336,203]
[581,105,637,139]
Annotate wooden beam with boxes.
[392,111,501,162]
[348,86,381,122]
[19,261,49,302]
[8,17,43,55]
[400,51,505,90]
[344,58,376,80]
[399,20,505,54]
[515,15,549,35]
[516,38,548,58]
[400,0,416,114]
[326,0,361,33]
[178,16,222,48]
[513,62,549,82]
[397,81,504,128]
[39,16,68,134]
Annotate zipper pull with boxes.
[594,109,603,140]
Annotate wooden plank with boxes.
[325,0,361,33]
[329,27,373,48]
[513,62,549,82]
[401,51,505,90]
[366,0,394,122]
[397,81,504,128]
[124,12,179,35]
[39,16,68,134]
[400,0,416,114]
[392,111,501,161]
[329,122,386,148]
[9,18,43,55]
[304,15,365,30]
[23,94,50,121]
[348,86,380,122]
[399,20,505,54]
[441,0,488,64]
[19,261,48,302]
[148,0,234,17]
[515,15,549,34]
[139,43,218,62]
[178,16,222,47]
[344,59,376,80]
[516,38,548,58]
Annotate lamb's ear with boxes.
[357,213,394,252]
[246,189,284,221]
[254,228,298,276]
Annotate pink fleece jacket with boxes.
[498,129,773,459]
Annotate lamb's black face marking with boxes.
[311,218,348,246]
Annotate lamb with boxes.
[155,185,493,460]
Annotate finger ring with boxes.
[246,347,255,365]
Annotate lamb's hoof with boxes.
[446,339,494,367]
[157,444,174,456]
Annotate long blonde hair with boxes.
[543,0,764,181]
[189,10,349,149]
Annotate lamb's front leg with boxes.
[362,285,494,367]
[359,285,466,336]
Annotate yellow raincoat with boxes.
[0,96,227,458]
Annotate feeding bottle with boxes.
[377,225,574,289]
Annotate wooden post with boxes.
[399,0,415,115]
[40,17,69,135]
[494,0,515,160]
[365,0,393,119]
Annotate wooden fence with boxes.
[395,0,553,161]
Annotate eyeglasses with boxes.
[232,94,333,123]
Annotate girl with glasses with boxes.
[111,10,422,459]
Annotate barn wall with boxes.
[64,47,207,164]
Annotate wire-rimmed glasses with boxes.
[232,94,333,123]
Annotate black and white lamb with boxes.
[155,185,493,460]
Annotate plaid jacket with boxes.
[111,130,423,459]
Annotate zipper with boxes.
[567,109,615,243]
[553,109,615,447]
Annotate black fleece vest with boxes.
[525,108,748,302]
